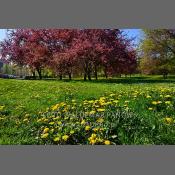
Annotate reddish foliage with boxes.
[0,29,137,80]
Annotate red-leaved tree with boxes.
[0,29,137,80]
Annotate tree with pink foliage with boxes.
[0,29,137,80]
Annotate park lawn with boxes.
[0,76,175,145]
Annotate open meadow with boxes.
[0,75,175,145]
[1,29,175,145]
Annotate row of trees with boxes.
[0,29,137,80]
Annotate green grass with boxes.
[0,75,175,145]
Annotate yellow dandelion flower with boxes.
[164,117,174,124]
[106,102,112,105]
[63,108,68,112]
[93,128,99,132]
[53,137,60,142]
[85,112,89,115]
[37,119,42,122]
[97,138,104,142]
[109,94,115,97]
[88,100,94,104]
[97,118,104,123]
[85,125,91,131]
[49,122,55,125]
[44,118,49,122]
[152,101,158,105]
[43,128,49,134]
[57,121,62,125]
[91,133,97,139]
[81,119,86,125]
[50,129,54,133]
[165,101,171,105]
[146,95,151,98]
[62,135,69,141]
[104,140,111,145]
[97,108,105,112]
[90,139,96,145]
[0,105,5,111]
[52,104,59,111]
[41,133,49,139]
[100,102,106,106]
[148,107,153,111]
[23,118,28,122]
[165,95,171,98]
[60,102,66,107]
[99,97,106,101]
[70,130,75,134]
[89,111,96,115]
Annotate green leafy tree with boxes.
[139,29,175,78]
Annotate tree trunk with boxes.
[105,72,108,79]
[94,65,98,80]
[84,61,92,81]
[84,73,87,81]
[68,73,72,80]
[36,68,42,79]
[59,74,62,80]
[87,72,91,81]
[104,68,108,79]
[163,73,168,79]
[32,71,36,79]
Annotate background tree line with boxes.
[0,29,137,80]
[1,29,175,80]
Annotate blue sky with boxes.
[0,29,7,41]
[122,29,142,46]
[0,29,142,45]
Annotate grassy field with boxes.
[0,75,175,145]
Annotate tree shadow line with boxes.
[40,76,175,84]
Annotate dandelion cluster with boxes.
[1,85,175,145]
[30,86,175,145]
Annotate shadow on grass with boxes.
[39,75,175,84]
[76,79,175,84]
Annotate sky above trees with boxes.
[0,29,142,45]
[0,29,6,41]
[122,29,142,46]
